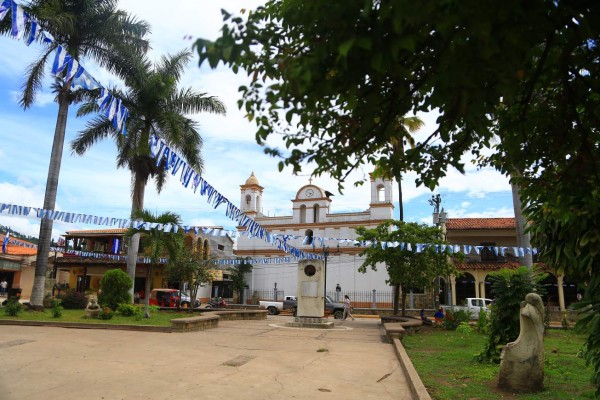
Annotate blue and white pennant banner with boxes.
[1,0,129,135]
[0,201,539,258]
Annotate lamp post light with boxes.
[431,195,451,306]
[322,245,330,306]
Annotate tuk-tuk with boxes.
[149,289,180,308]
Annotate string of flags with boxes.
[0,200,539,258]
[47,247,292,266]
[0,0,129,134]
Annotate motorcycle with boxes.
[205,297,227,309]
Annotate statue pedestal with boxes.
[285,317,334,329]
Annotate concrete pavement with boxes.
[0,315,414,400]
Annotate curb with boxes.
[392,338,432,400]
[0,319,172,333]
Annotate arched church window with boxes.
[245,194,251,205]
[300,205,306,223]
[313,204,320,223]
[377,185,385,202]
[305,229,313,245]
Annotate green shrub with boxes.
[51,300,63,318]
[456,322,473,336]
[117,303,144,320]
[476,308,489,334]
[98,307,114,320]
[478,267,545,363]
[4,298,23,316]
[98,269,132,310]
[442,309,471,330]
[60,290,88,309]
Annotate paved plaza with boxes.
[0,316,413,400]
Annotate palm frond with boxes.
[157,50,192,83]
[172,89,227,115]
[70,116,117,155]
[20,47,56,109]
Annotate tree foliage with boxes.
[198,2,600,389]
[355,221,455,316]
[229,258,253,304]
[165,244,217,313]
[127,210,182,317]
[98,268,133,310]
[478,267,546,364]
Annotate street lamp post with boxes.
[322,245,330,307]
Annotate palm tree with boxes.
[71,50,226,299]
[374,115,424,314]
[1,0,150,308]
[127,210,182,318]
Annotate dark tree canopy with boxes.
[356,221,455,316]
[197,1,600,390]
[196,0,598,188]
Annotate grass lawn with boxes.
[402,327,596,399]
[0,308,198,327]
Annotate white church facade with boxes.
[235,172,395,299]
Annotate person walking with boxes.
[0,279,7,297]
[343,294,355,321]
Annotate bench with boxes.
[382,317,423,341]
[170,315,220,332]
[212,310,268,321]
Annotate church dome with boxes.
[245,172,260,186]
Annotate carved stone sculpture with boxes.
[85,298,102,318]
[498,292,545,392]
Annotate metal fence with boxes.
[250,289,395,308]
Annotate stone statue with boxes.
[498,292,545,392]
[85,298,102,318]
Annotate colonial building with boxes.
[444,217,578,311]
[56,228,235,303]
[235,172,395,299]
[0,233,37,299]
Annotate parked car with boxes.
[258,296,297,315]
[148,289,200,308]
[288,296,346,319]
[442,297,492,319]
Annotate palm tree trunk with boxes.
[126,172,146,301]
[144,263,153,318]
[30,87,70,309]
[511,180,533,268]
[401,286,408,317]
[392,177,403,315]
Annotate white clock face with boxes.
[306,189,314,197]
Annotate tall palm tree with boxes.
[72,50,226,299]
[374,115,424,314]
[127,210,182,318]
[1,0,150,308]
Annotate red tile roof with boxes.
[0,234,37,256]
[447,218,516,230]
[454,261,520,271]
[65,228,128,235]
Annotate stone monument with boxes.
[498,292,545,392]
[286,259,333,329]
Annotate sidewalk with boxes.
[0,316,414,400]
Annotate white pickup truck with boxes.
[442,297,493,319]
[259,296,297,315]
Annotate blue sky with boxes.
[0,1,515,241]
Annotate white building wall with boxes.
[238,178,395,295]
